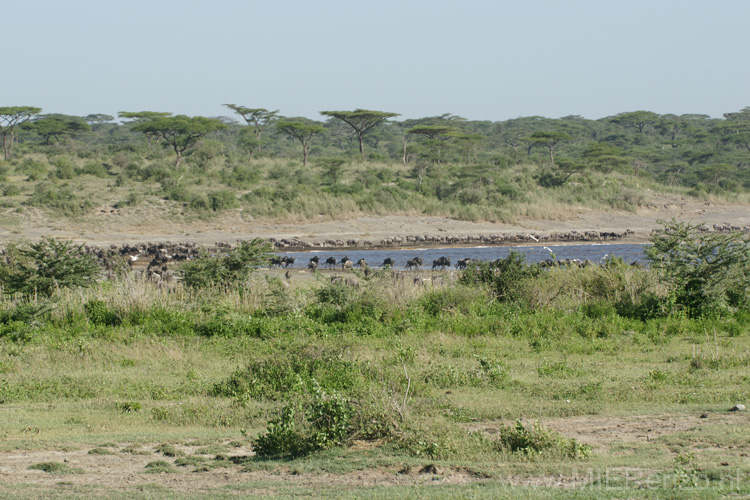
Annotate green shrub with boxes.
[212,346,363,401]
[18,158,47,180]
[418,286,487,316]
[82,162,109,178]
[252,385,354,459]
[114,401,141,413]
[647,220,750,317]
[208,190,240,211]
[84,300,122,326]
[29,462,84,474]
[496,420,590,459]
[460,252,541,304]
[52,157,76,179]
[2,184,20,196]
[0,238,101,297]
[144,460,177,473]
[25,183,93,216]
[179,239,272,289]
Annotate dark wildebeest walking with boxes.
[432,256,451,270]
[380,257,395,268]
[455,258,472,270]
[405,258,421,271]
[269,256,283,268]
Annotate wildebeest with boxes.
[269,256,283,268]
[342,260,353,272]
[355,258,367,268]
[432,256,451,270]
[282,256,295,268]
[405,258,421,271]
[307,261,318,273]
[380,257,395,268]
[309,255,320,264]
[323,256,337,269]
[455,258,472,270]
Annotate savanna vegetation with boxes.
[0,222,748,498]
[1,105,750,227]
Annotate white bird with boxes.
[529,234,539,242]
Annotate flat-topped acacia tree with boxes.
[275,120,325,166]
[320,109,399,160]
[23,114,91,145]
[0,106,42,159]
[131,115,227,167]
[223,105,279,152]
[118,111,172,147]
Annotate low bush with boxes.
[460,252,541,304]
[179,239,272,289]
[0,238,101,297]
[252,385,355,459]
[212,345,365,401]
[647,220,750,317]
[496,420,591,459]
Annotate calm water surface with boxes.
[277,243,650,269]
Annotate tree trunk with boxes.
[2,134,8,160]
[358,134,366,161]
[302,142,309,167]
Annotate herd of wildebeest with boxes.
[267,229,635,250]
[21,223,746,285]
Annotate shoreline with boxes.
[0,199,748,249]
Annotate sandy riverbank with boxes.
[1,198,748,248]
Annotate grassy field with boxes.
[0,257,749,498]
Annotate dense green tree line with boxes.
[2,105,750,201]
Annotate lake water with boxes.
[277,243,650,269]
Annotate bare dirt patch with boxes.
[2,198,749,247]
[469,412,750,451]
[0,442,482,493]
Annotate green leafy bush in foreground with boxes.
[178,238,272,289]
[647,220,750,317]
[252,385,354,459]
[0,237,100,297]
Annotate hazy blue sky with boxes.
[5,0,748,122]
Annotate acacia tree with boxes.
[453,133,485,164]
[320,109,399,160]
[406,125,457,164]
[132,115,227,167]
[610,110,660,134]
[118,111,172,146]
[0,106,42,159]
[223,105,279,153]
[23,114,91,145]
[718,107,750,154]
[529,130,571,166]
[84,114,114,131]
[275,120,325,166]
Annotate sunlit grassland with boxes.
[0,264,749,498]
[4,152,748,227]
